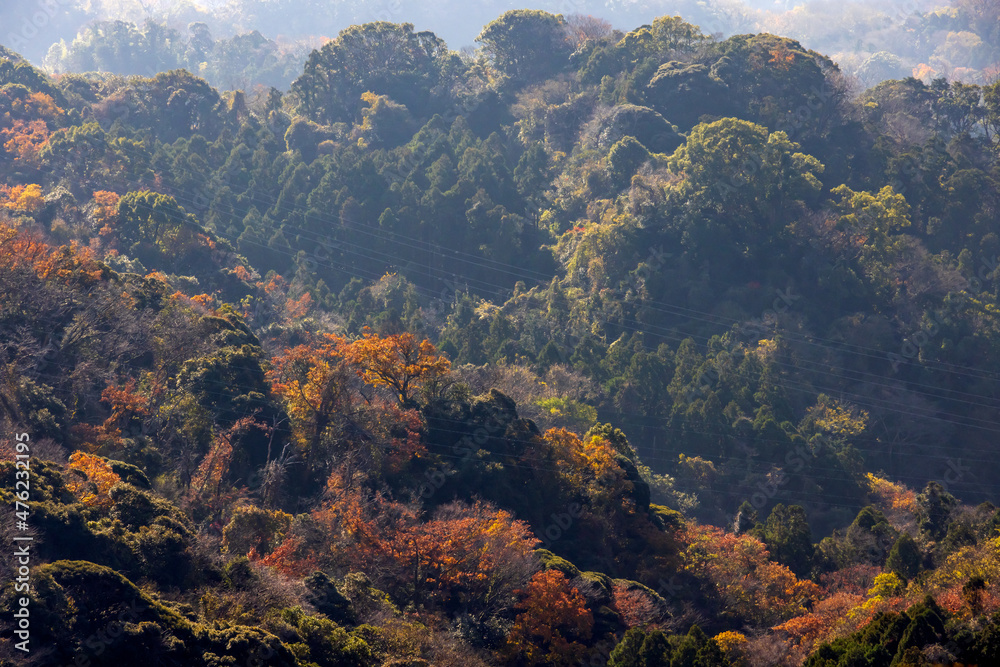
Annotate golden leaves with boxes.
[681,524,821,626]
[768,46,796,71]
[66,451,122,508]
[865,473,918,516]
[1,184,44,212]
[343,331,451,404]
[2,120,50,164]
[0,221,103,284]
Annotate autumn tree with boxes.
[864,475,918,532]
[91,190,121,236]
[2,119,50,164]
[344,331,450,405]
[65,451,122,508]
[505,569,594,666]
[350,499,539,612]
[0,221,102,284]
[267,334,352,467]
[611,581,667,629]
[563,14,614,50]
[681,524,821,627]
[187,416,265,506]
[100,378,150,434]
[541,427,628,508]
[0,184,44,213]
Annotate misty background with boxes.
[1,0,994,93]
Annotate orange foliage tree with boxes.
[187,416,264,504]
[92,190,120,235]
[259,534,320,577]
[1,184,44,213]
[771,563,893,659]
[505,569,594,666]
[0,222,103,284]
[865,473,918,530]
[101,378,150,433]
[773,591,866,660]
[2,120,50,164]
[70,378,150,455]
[768,45,796,70]
[349,498,540,609]
[284,291,313,319]
[611,581,666,628]
[344,331,451,404]
[681,524,821,627]
[65,451,122,508]
[256,469,365,577]
[0,88,63,123]
[267,334,352,463]
[269,332,434,475]
[262,474,538,607]
[540,427,627,507]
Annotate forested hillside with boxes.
[3,5,1000,666]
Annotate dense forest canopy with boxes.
[2,1,1000,665]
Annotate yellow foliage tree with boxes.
[267,333,351,451]
[808,396,869,438]
[222,504,294,557]
[541,428,627,507]
[866,473,918,529]
[66,451,122,508]
[1,184,44,213]
[714,630,749,663]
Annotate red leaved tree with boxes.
[350,499,539,611]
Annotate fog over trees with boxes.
[3,0,993,93]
